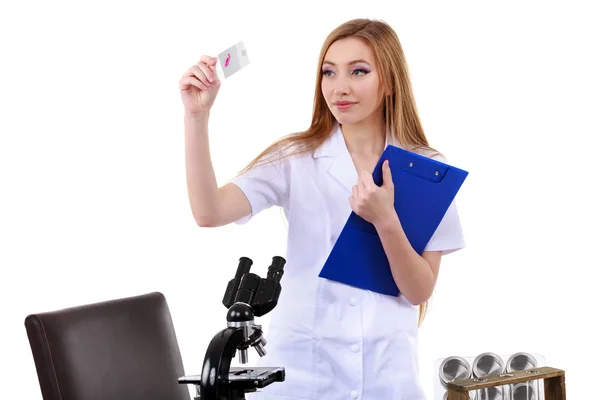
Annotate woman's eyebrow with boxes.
[323,59,371,66]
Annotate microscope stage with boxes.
[179,367,285,390]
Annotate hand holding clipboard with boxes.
[318,145,469,297]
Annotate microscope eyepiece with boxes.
[223,257,254,308]
[236,257,253,279]
[266,256,286,283]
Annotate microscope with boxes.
[179,256,287,400]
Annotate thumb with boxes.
[208,62,222,87]
[383,160,393,187]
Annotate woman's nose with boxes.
[334,86,349,96]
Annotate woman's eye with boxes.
[322,68,369,77]
[353,68,370,76]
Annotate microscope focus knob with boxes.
[227,302,254,323]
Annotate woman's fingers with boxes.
[184,65,208,87]
[196,61,217,84]
[180,76,207,91]
[199,55,218,66]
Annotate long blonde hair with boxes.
[240,18,436,326]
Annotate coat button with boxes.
[349,297,357,306]
[351,344,360,353]
[350,390,358,399]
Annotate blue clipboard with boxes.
[318,145,469,296]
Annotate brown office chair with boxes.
[24,291,191,400]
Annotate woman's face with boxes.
[321,37,385,126]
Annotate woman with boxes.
[179,18,465,400]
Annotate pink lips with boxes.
[225,54,231,67]
[335,101,356,110]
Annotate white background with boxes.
[1,1,598,399]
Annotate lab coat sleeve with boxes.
[423,153,466,255]
[228,152,290,225]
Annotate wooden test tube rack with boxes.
[446,366,566,400]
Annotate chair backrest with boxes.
[25,292,190,400]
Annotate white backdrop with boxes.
[1,1,598,399]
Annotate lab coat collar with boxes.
[313,124,392,193]
[312,124,344,159]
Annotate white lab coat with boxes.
[230,124,465,400]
